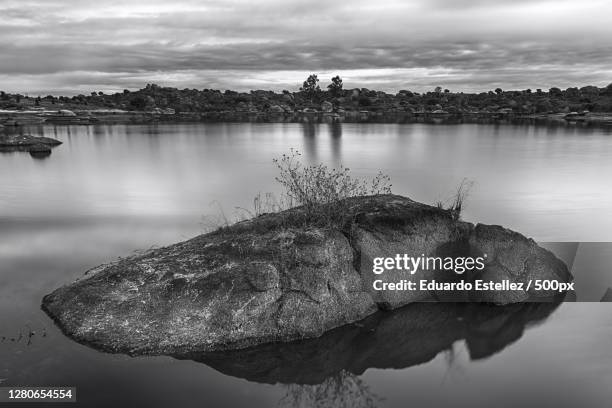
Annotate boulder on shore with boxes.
[42,195,571,355]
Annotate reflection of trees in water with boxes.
[278,370,381,408]
[328,121,342,165]
[276,341,470,407]
[299,119,344,164]
[301,121,317,161]
[275,343,470,408]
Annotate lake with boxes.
[1,121,611,407]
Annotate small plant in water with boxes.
[273,149,392,227]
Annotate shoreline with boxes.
[2,109,612,127]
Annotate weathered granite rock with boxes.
[0,134,62,147]
[43,227,376,354]
[350,202,471,307]
[42,195,571,355]
[468,224,571,302]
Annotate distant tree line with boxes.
[2,76,612,115]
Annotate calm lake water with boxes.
[1,122,612,407]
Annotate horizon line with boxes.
[4,81,612,98]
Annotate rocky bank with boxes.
[42,195,571,355]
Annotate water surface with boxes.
[1,122,611,407]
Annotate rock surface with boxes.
[42,195,571,355]
[0,134,62,147]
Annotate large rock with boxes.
[42,195,571,355]
[350,200,470,307]
[467,224,571,303]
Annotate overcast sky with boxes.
[1,0,611,95]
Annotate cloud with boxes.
[1,0,611,94]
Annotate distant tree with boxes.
[129,95,148,110]
[444,89,450,93]
[434,86,443,94]
[123,89,130,94]
[398,90,413,97]
[301,74,320,93]
[579,85,599,96]
[535,99,553,113]
[425,97,440,106]
[327,75,343,97]
[35,96,41,106]
[0,91,7,100]
[300,74,321,102]
[358,95,370,107]
[549,87,562,97]
[98,91,104,96]
[495,88,503,95]
[565,87,580,98]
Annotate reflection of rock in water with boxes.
[179,301,562,385]
[278,371,380,408]
[29,146,52,159]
